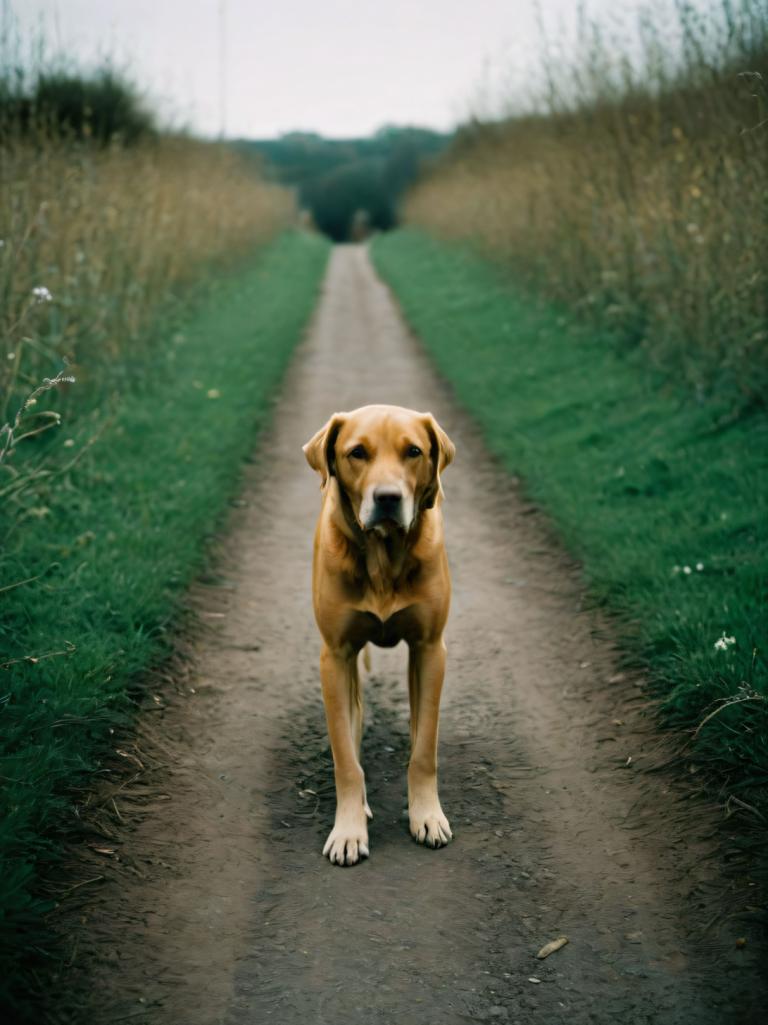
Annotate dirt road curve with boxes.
[73,245,764,1025]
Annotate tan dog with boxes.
[303,404,455,865]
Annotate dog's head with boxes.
[303,404,455,534]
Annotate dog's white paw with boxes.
[409,800,452,848]
[323,812,370,866]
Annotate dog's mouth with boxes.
[362,514,406,534]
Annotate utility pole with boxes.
[218,0,227,139]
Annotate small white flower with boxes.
[672,565,681,574]
[683,565,692,575]
[206,388,221,399]
[714,634,736,651]
[7,352,15,360]
[32,285,53,303]
[696,562,704,571]
[63,439,75,448]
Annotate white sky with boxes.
[11,0,691,139]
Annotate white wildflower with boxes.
[32,285,53,303]
[683,565,692,575]
[714,634,736,652]
[206,388,221,399]
[696,562,704,571]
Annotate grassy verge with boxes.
[373,228,767,817]
[0,230,329,1016]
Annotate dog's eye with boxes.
[348,445,367,460]
[406,445,422,458]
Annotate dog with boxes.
[303,404,455,865]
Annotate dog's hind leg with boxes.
[361,643,372,674]
[320,644,370,865]
[352,649,372,820]
[356,644,372,754]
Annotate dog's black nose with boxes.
[374,486,402,510]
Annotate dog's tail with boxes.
[361,643,372,674]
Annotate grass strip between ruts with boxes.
[0,230,329,1015]
[372,228,767,825]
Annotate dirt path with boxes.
[69,245,764,1025]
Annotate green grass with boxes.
[373,228,767,816]
[0,230,329,1016]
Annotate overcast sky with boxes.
[12,0,689,139]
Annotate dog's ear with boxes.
[302,413,346,487]
[421,412,455,509]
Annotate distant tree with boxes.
[0,65,156,144]
[33,68,155,144]
[234,125,451,239]
[303,159,395,241]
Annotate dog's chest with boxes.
[351,606,416,648]
[341,539,426,645]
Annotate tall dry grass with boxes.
[405,1,768,399]
[1,135,294,408]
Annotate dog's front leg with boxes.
[407,639,452,848]
[320,644,369,866]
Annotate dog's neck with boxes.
[327,478,420,597]
[362,528,412,595]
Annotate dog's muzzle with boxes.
[364,485,408,530]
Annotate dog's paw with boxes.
[322,815,370,866]
[409,801,452,848]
